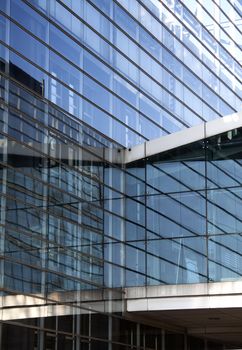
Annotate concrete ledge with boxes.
[125,280,242,300]
[125,280,242,312]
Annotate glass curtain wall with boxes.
[0,0,241,148]
[0,65,228,350]
[125,126,242,285]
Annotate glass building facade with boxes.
[0,0,241,349]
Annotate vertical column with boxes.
[184,333,188,350]
[137,323,140,349]
[161,329,165,350]
[108,315,112,350]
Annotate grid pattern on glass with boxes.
[0,0,240,147]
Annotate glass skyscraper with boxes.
[0,0,241,349]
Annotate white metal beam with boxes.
[124,111,242,164]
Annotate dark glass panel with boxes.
[9,52,46,95]
[165,331,184,350]
[91,314,108,339]
[0,45,6,73]
[4,261,42,293]
[141,324,160,349]
[112,317,136,345]
[188,336,204,350]
[2,324,36,350]
[5,229,42,266]
[58,315,73,333]
[207,341,224,350]
[45,316,57,331]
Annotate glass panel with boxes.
[11,0,48,41]
[83,75,112,112]
[10,22,48,69]
[9,51,47,95]
[50,24,82,67]
[147,237,207,284]
[209,234,242,282]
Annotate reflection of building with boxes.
[0,0,241,349]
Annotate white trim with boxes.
[124,111,242,164]
[125,280,242,312]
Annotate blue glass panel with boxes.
[0,0,8,12]
[147,192,206,236]
[50,24,82,67]
[125,198,145,226]
[85,1,111,40]
[207,188,242,235]
[25,0,48,14]
[140,94,161,124]
[0,15,7,43]
[84,50,112,88]
[126,245,145,273]
[114,51,139,84]
[11,0,48,41]
[114,75,138,108]
[139,114,163,140]
[147,236,206,284]
[89,0,113,16]
[83,99,111,135]
[114,3,138,39]
[140,27,162,61]
[84,26,112,63]
[113,28,139,64]
[49,77,80,117]
[209,235,242,282]
[50,0,82,40]
[83,75,111,112]
[50,50,82,94]
[10,22,48,69]
[60,0,83,16]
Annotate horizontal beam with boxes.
[124,111,242,164]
